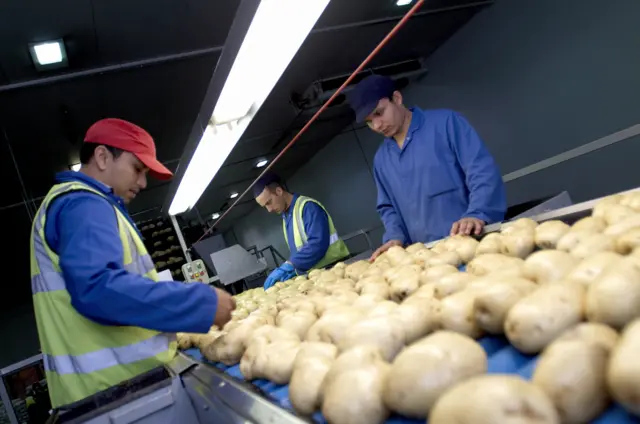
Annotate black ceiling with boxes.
[0,0,492,304]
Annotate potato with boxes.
[565,251,622,287]
[533,340,611,423]
[387,273,420,302]
[176,333,192,350]
[386,246,411,266]
[620,191,640,210]
[523,250,577,284]
[607,319,640,416]
[501,228,535,259]
[352,294,385,311]
[404,283,436,301]
[554,322,619,351]
[439,289,484,338]
[605,214,640,238]
[586,257,640,329]
[476,233,503,255]
[556,230,597,252]
[595,203,636,225]
[448,235,479,263]
[367,300,400,318]
[427,251,462,267]
[250,339,301,383]
[433,272,476,299]
[360,282,390,299]
[405,242,426,254]
[570,233,616,259]
[501,217,538,233]
[355,274,384,289]
[391,298,440,343]
[204,316,271,365]
[419,264,458,285]
[467,253,524,277]
[505,282,585,353]
[338,316,405,361]
[277,310,317,339]
[383,331,487,418]
[429,375,559,424]
[321,345,385,392]
[412,248,435,266]
[571,216,606,233]
[289,342,338,416]
[615,228,640,254]
[305,308,363,344]
[534,220,571,249]
[473,277,537,334]
[322,360,390,424]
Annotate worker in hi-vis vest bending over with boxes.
[254,172,350,289]
[29,118,235,409]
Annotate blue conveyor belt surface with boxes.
[184,337,638,424]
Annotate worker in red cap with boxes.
[29,118,235,409]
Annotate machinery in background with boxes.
[181,259,210,284]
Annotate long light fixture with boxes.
[168,0,330,216]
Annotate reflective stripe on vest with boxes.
[42,332,175,375]
[283,196,349,270]
[30,181,175,408]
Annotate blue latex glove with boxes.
[264,262,296,290]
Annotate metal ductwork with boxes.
[290,58,428,113]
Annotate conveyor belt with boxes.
[183,337,638,424]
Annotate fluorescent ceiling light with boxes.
[169,0,330,215]
[256,159,268,168]
[70,163,81,172]
[212,213,220,219]
[212,0,330,124]
[30,40,67,67]
[229,192,239,199]
[396,0,412,5]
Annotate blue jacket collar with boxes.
[282,193,300,220]
[55,171,126,206]
[54,171,141,237]
[384,106,424,147]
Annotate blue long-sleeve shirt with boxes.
[373,108,506,244]
[44,171,217,334]
[282,194,330,272]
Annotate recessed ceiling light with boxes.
[229,192,239,199]
[212,213,220,219]
[29,40,68,69]
[70,163,81,172]
[396,0,412,5]
[256,159,268,168]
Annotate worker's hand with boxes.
[450,217,485,236]
[213,288,236,327]
[264,262,296,290]
[369,240,403,262]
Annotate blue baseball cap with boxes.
[252,171,282,197]
[346,75,396,123]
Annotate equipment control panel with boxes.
[182,260,210,283]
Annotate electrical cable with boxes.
[196,0,425,242]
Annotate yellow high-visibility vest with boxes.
[30,181,176,408]
[283,196,349,270]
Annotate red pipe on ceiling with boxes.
[197,0,425,242]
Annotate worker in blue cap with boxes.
[347,75,506,260]
[253,172,350,289]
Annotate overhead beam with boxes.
[0,1,493,94]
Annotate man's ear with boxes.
[93,145,110,171]
[274,186,284,196]
[392,90,403,105]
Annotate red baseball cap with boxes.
[84,118,173,180]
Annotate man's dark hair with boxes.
[79,143,124,164]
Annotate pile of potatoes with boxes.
[173,191,640,424]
